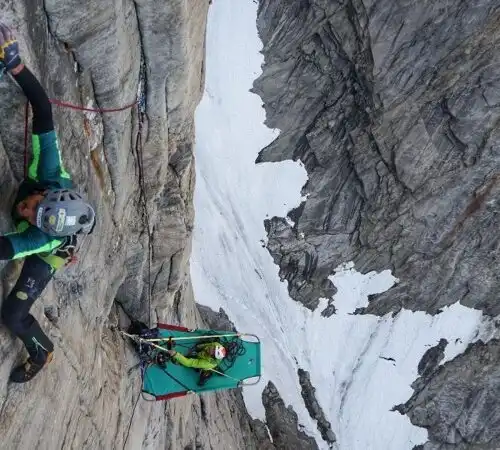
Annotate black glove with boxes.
[0,23,21,72]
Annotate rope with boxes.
[134,100,153,327]
[207,367,242,383]
[123,390,142,447]
[219,339,246,371]
[49,98,137,113]
[127,332,242,343]
[159,365,193,392]
[120,331,172,353]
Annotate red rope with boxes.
[48,98,137,113]
[23,97,137,178]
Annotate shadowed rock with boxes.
[394,340,500,449]
[298,368,337,446]
[254,0,500,446]
[262,381,319,450]
[254,0,500,317]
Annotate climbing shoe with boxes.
[9,352,53,383]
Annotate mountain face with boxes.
[2,0,499,449]
[394,339,500,450]
[0,1,277,449]
[254,0,500,317]
[253,0,500,447]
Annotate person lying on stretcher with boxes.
[167,342,227,370]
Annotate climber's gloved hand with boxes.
[0,23,21,72]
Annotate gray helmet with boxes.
[36,189,96,237]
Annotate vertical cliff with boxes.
[253,0,500,447]
[0,1,272,449]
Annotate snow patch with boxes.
[192,1,492,449]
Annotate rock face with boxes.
[2,0,499,447]
[262,381,319,450]
[197,305,238,333]
[417,338,448,379]
[254,0,500,317]
[0,1,271,449]
[298,369,336,447]
[253,0,500,446]
[394,340,500,450]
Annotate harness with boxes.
[38,234,78,269]
[53,234,78,264]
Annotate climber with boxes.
[167,342,227,371]
[0,23,95,383]
[128,320,226,374]
[125,321,260,400]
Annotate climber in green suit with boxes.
[167,342,227,370]
[0,23,96,383]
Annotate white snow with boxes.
[192,1,493,449]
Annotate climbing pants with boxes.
[1,255,55,364]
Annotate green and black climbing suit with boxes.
[1,65,74,371]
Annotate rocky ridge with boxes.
[253,0,500,447]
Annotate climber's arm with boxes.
[0,23,53,134]
[2,224,63,260]
[0,23,70,184]
[11,63,53,134]
[10,64,70,183]
[0,230,58,261]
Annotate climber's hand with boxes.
[167,350,176,357]
[0,23,21,72]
